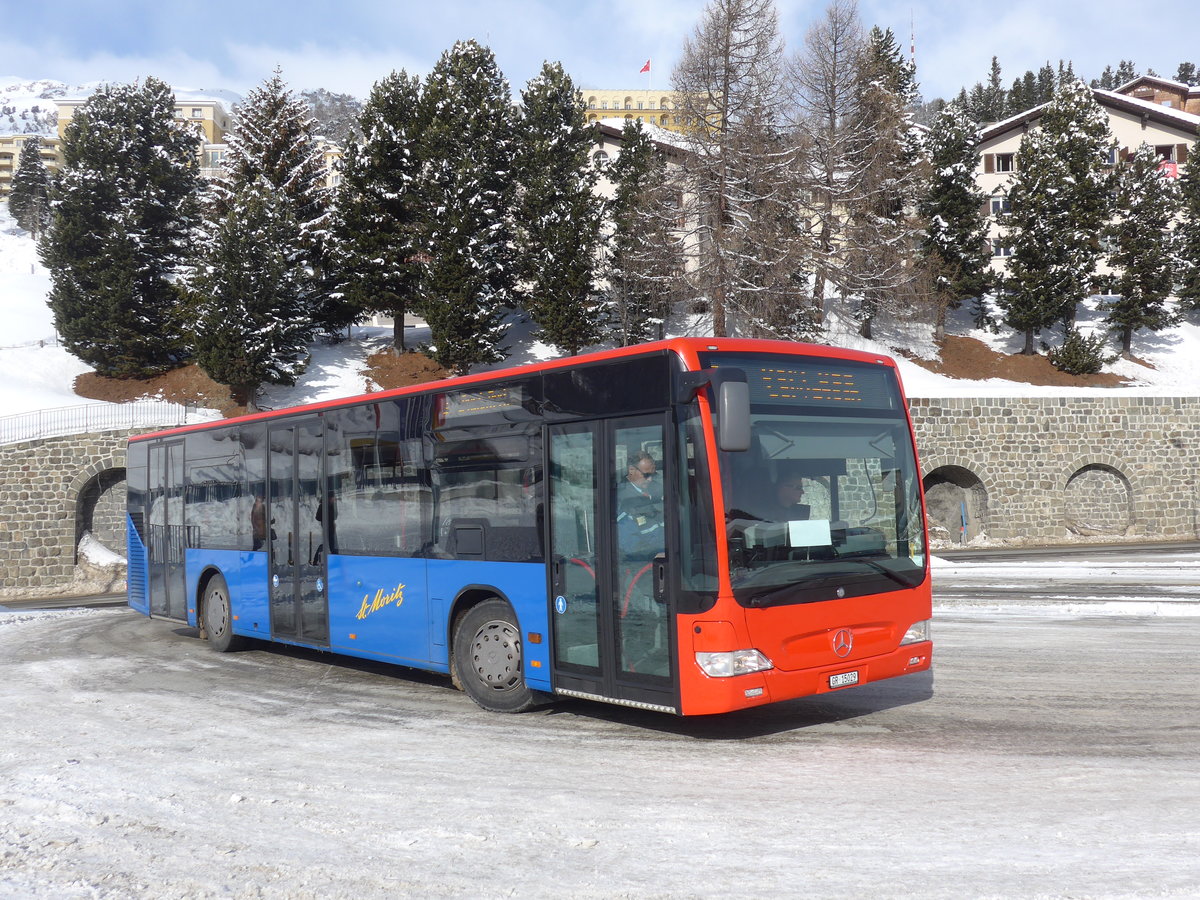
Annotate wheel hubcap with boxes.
[470,620,521,690]
[209,589,228,636]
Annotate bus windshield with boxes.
[705,353,926,608]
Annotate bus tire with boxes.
[452,598,535,713]
[202,574,245,653]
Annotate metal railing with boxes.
[0,401,219,445]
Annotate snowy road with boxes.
[1,602,1198,899]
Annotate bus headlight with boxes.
[695,649,774,678]
[900,619,931,645]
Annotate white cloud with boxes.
[222,43,431,97]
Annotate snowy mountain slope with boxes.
[0,77,243,139]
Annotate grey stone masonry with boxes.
[0,430,134,596]
[910,396,1200,546]
[1,397,1198,595]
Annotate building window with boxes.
[593,150,609,167]
[637,101,644,109]
[191,108,203,118]
[991,239,1012,258]
[601,100,608,110]
[991,197,1010,216]
[995,153,1015,173]
[1155,145,1175,161]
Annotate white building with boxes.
[977,81,1199,276]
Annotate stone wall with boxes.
[910,396,1200,546]
[0,431,132,597]
[0,397,1198,596]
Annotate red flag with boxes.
[640,59,651,74]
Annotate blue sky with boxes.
[1,0,1196,104]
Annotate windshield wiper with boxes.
[841,556,919,588]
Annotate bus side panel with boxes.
[426,559,551,693]
[185,549,270,636]
[326,555,430,666]
[126,514,150,616]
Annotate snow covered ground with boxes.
[1,601,1197,899]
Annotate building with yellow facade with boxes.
[583,89,700,133]
[0,134,59,196]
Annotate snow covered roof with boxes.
[1114,74,1200,97]
[592,119,691,159]
[978,86,1200,145]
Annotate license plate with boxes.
[829,671,859,689]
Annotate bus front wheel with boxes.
[202,574,245,653]
[452,598,535,713]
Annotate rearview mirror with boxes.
[715,372,751,452]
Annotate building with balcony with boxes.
[977,83,1199,274]
[583,89,701,133]
[54,93,233,173]
[1116,75,1200,115]
[0,133,60,196]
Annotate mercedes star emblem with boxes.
[833,628,854,657]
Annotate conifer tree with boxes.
[514,61,604,355]
[840,24,927,339]
[919,101,993,334]
[981,56,1006,122]
[1178,141,1200,313]
[999,80,1113,353]
[190,180,313,410]
[417,39,518,374]
[1115,60,1138,84]
[8,135,52,238]
[332,70,425,351]
[605,122,687,345]
[217,68,333,327]
[41,77,199,376]
[1092,65,1117,91]
[1104,144,1179,357]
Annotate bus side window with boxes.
[325,401,430,557]
[430,432,543,563]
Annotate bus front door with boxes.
[147,440,187,621]
[267,418,329,646]
[548,415,676,711]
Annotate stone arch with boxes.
[69,454,128,561]
[1063,458,1134,536]
[922,462,991,545]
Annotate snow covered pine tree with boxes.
[41,77,198,377]
[417,40,518,375]
[514,61,604,356]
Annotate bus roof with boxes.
[130,336,900,442]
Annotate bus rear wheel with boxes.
[453,598,535,713]
[202,574,245,653]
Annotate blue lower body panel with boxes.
[180,551,551,692]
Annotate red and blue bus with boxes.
[126,338,931,715]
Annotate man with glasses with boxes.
[617,451,663,557]
[616,450,666,672]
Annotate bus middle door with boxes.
[267,418,330,646]
[548,415,676,711]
